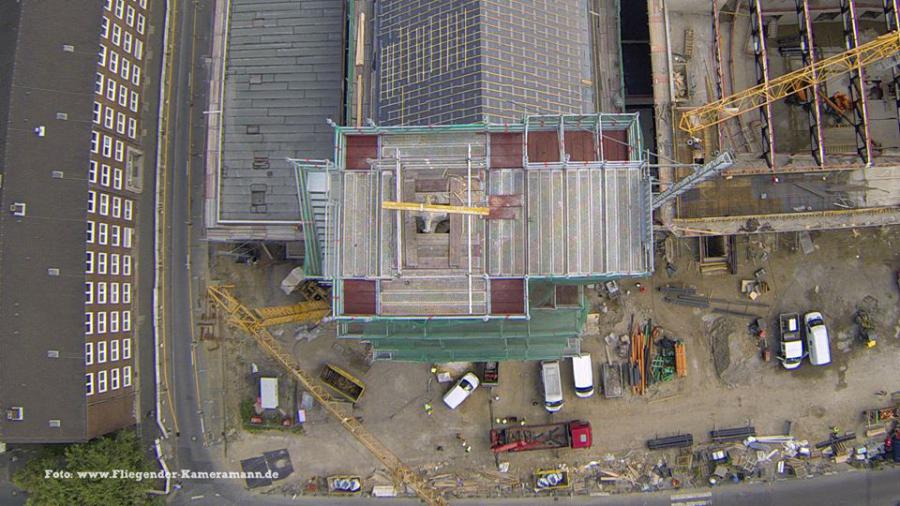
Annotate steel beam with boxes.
[796,0,827,166]
[751,0,776,168]
[841,0,875,165]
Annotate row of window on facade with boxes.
[93,102,139,140]
[91,131,131,162]
[85,310,132,335]
[88,191,133,220]
[86,221,133,248]
[85,338,132,365]
[94,76,139,114]
[98,45,142,86]
[85,366,132,396]
[86,251,132,276]
[105,0,148,26]
[88,161,126,190]
[85,281,132,305]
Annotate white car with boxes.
[442,372,480,409]
[804,312,832,366]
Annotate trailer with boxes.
[533,468,570,492]
[319,364,366,403]
[490,420,591,453]
[480,361,499,387]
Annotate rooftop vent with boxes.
[6,407,23,421]
[49,419,61,428]
[48,268,60,276]
[47,350,60,358]
[52,171,64,179]
[56,112,68,121]
[63,45,75,52]
[9,203,26,216]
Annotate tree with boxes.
[13,430,160,506]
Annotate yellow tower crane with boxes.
[206,285,448,506]
[679,30,900,136]
[381,200,490,216]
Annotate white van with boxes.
[571,354,595,398]
[541,360,564,412]
[804,312,832,366]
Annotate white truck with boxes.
[778,313,803,370]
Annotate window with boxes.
[86,342,94,365]
[123,255,132,275]
[111,368,120,390]
[101,17,109,38]
[117,111,126,134]
[124,200,133,220]
[115,0,124,18]
[123,31,132,53]
[140,0,147,8]
[97,340,107,363]
[98,222,108,245]
[92,102,102,124]
[98,252,107,274]
[110,310,119,332]
[109,50,119,72]
[112,196,121,218]
[128,118,137,139]
[114,168,123,190]
[102,135,112,158]
[122,310,131,331]
[110,282,119,304]
[126,6,135,26]
[105,0,112,11]
[111,225,121,247]
[131,66,140,87]
[103,107,114,129]
[111,253,120,275]
[91,131,99,153]
[123,338,132,359]
[86,373,94,396]
[89,161,98,183]
[87,191,96,213]
[118,86,128,107]
[86,250,94,273]
[101,164,111,186]
[97,282,107,304]
[97,312,107,334]
[130,91,138,112]
[121,59,130,81]
[98,44,107,66]
[137,14,145,34]
[122,282,131,304]
[87,220,95,243]
[123,366,132,387]
[110,339,119,362]
[123,227,133,248]
[85,282,94,304]
[85,312,94,334]
[134,39,143,61]
[115,140,124,162]
[99,193,109,215]
[106,79,115,100]
[98,370,108,393]
[95,73,104,95]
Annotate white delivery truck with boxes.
[804,312,832,366]
[571,354,595,398]
[778,313,804,370]
[541,360,564,412]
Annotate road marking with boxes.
[671,491,712,505]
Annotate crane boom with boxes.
[207,286,448,506]
[679,30,900,135]
[382,200,490,216]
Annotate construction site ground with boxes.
[206,227,900,498]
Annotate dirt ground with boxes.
[209,227,900,496]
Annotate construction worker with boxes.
[424,402,433,416]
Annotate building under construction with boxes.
[294,114,651,360]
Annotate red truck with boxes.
[490,420,592,453]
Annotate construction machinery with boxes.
[679,30,900,136]
[490,420,592,453]
[206,285,448,506]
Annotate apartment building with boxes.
[0,0,150,443]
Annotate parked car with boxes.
[541,361,564,412]
[804,312,832,366]
[442,372,480,409]
[571,354,595,398]
[778,313,804,370]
